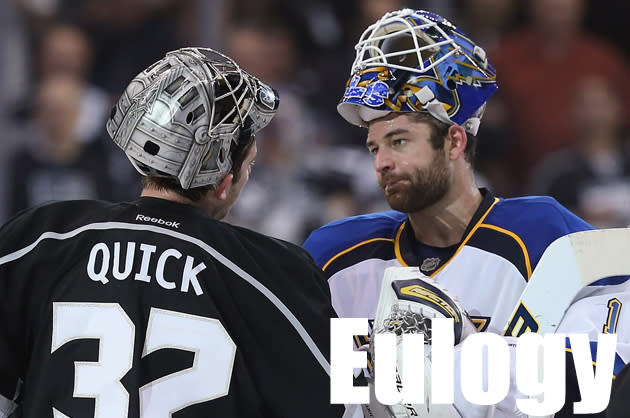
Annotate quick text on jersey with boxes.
[86,241,205,295]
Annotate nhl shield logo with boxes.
[258,86,277,110]
[420,257,440,273]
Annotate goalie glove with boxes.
[368,267,477,418]
[374,267,476,344]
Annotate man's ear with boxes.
[446,124,468,160]
[214,173,234,201]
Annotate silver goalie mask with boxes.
[106,47,279,189]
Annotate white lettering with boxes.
[156,249,181,290]
[516,333,566,415]
[135,244,157,283]
[571,333,617,414]
[460,333,510,405]
[374,333,403,405]
[402,333,425,404]
[113,242,135,281]
[431,318,454,404]
[374,332,425,405]
[181,256,205,295]
[85,242,205,296]
[87,243,110,284]
[329,319,617,415]
[330,318,369,404]
[135,214,180,229]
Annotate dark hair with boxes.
[142,137,255,201]
[409,113,477,164]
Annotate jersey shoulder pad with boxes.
[303,211,406,268]
[231,223,321,268]
[0,200,118,250]
[485,195,593,268]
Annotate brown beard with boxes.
[379,150,450,213]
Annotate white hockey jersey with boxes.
[305,189,630,416]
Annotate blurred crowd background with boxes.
[0,0,628,243]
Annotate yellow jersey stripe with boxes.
[394,221,408,266]
[477,224,533,278]
[322,237,395,271]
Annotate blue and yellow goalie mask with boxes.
[338,9,498,135]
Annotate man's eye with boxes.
[368,147,378,155]
[392,138,407,146]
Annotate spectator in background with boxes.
[223,17,334,243]
[300,145,389,239]
[37,23,110,144]
[528,75,630,228]
[11,23,111,142]
[223,16,387,243]
[0,0,29,117]
[0,0,30,223]
[34,23,142,202]
[72,0,182,95]
[490,0,629,192]
[453,0,519,196]
[456,0,516,51]
[6,75,113,216]
[347,0,405,44]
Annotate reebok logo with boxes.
[136,214,180,229]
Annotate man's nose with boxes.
[374,148,394,174]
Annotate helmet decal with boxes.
[338,9,497,135]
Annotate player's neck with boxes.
[140,188,227,220]
[407,182,482,248]
[141,187,195,205]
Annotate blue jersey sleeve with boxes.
[303,211,406,269]
[487,196,593,270]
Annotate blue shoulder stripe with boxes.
[484,196,592,271]
[303,211,406,268]
[591,276,630,286]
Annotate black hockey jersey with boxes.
[0,197,343,418]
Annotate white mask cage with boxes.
[351,9,462,76]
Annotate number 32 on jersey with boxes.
[51,302,236,418]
